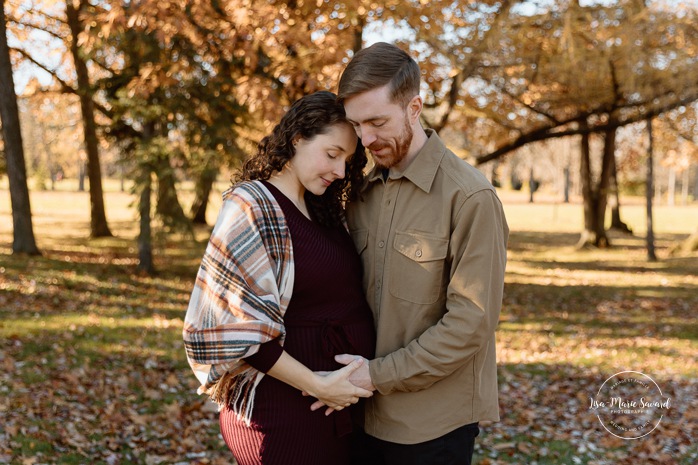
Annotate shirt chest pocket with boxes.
[390,231,448,305]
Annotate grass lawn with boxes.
[1,184,696,465]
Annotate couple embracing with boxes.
[183,42,509,465]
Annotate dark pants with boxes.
[350,423,479,465]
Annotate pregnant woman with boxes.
[183,91,376,465]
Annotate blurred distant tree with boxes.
[88,0,380,231]
[656,109,698,206]
[207,0,377,139]
[87,0,257,270]
[666,104,698,255]
[608,144,633,234]
[65,0,112,236]
[462,2,698,157]
[404,0,516,134]
[19,90,82,190]
[0,1,39,255]
[467,1,698,247]
[189,163,218,225]
[7,0,113,236]
[646,117,657,260]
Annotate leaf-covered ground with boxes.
[478,230,697,465]
[1,189,696,464]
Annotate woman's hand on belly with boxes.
[266,351,373,413]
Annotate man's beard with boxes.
[370,117,413,170]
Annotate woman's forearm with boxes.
[265,351,373,409]
[266,351,321,393]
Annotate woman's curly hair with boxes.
[236,91,367,228]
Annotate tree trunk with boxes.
[190,167,217,225]
[154,155,192,234]
[487,160,501,188]
[137,168,155,274]
[577,122,611,248]
[608,129,632,234]
[66,0,112,237]
[654,167,662,205]
[577,123,616,248]
[596,127,615,239]
[0,3,40,255]
[38,119,58,191]
[579,130,596,245]
[78,156,86,191]
[646,118,657,261]
[351,15,364,53]
[667,166,676,206]
[563,165,570,203]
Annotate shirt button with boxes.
[415,250,422,258]
[378,241,385,248]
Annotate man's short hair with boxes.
[338,42,420,107]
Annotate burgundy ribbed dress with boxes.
[219,182,376,465]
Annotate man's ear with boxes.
[407,95,423,124]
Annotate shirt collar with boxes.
[365,129,445,193]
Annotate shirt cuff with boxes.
[369,357,400,395]
[245,340,284,373]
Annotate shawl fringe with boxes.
[200,366,264,425]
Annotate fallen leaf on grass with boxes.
[517,441,534,454]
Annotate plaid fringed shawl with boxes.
[183,180,294,423]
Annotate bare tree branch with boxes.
[11,20,68,41]
[431,0,515,133]
[476,92,698,164]
[10,47,74,92]
[496,84,561,125]
[10,47,116,120]
[663,117,698,145]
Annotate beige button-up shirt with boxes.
[347,130,509,444]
